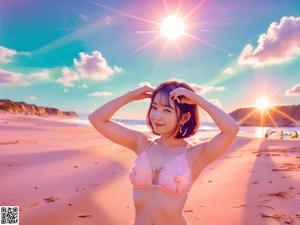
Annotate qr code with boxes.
[0,206,19,225]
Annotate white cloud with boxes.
[19,51,31,57]
[87,91,112,97]
[57,67,79,87]
[26,70,50,80]
[163,79,225,95]
[222,67,234,75]
[189,83,226,95]
[56,51,122,87]
[0,67,51,86]
[0,46,17,64]
[74,51,122,81]
[285,83,300,96]
[138,81,153,87]
[78,83,88,89]
[0,69,28,86]
[104,16,112,26]
[79,14,88,21]
[0,46,30,64]
[239,16,300,67]
[28,96,37,101]
[0,45,42,86]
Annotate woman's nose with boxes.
[152,111,163,120]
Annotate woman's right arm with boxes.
[88,86,154,154]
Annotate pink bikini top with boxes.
[128,140,193,196]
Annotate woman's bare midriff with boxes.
[132,186,189,225]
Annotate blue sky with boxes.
[0,0,299,119]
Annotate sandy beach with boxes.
[1,114,300,225]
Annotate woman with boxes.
[88,80,239,225]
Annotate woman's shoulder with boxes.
[136,134,157,155]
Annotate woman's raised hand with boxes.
[169,87,197,105]
[129,85,154,101]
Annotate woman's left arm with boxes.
[194,94,239,134]
[193,94,239,164]
[170,88,239,165]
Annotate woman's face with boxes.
[149,91,180,136]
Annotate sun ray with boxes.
[162,0,170,15]
[160,16,185,40]
[87,0,160,25]
[260,110,265,127]
[149,40,170,75]
[265,78,299,101]
[236,108,257,126]
[31,19,108,57]
[265,109,279,128]
[187,20,233,27]
[135,30,160,34]
[175,0,183,16]
[156,40,169,66]
[182,0,207,20]
[196,28,211,31]
[256,96,269,111]
[184,32,230,55]
[235,105,300,128]
[175,40,184,66]
[87,0,236,64]
[129,35,162,57]
[269,107,300,126]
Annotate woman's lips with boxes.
[153,122,164,127]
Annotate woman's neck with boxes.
[156,136,186,150]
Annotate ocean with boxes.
[63,115,300,141]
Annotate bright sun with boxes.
[160,16,185,40]
[256,97,270,111]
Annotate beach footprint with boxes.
[260,213,294,224]
[258,189,300,224]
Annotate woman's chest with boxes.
[133,187,187,213]
[146,144,203,182]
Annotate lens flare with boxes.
[160,16,185,40]
[256,97,270,111]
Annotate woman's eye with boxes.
[151,106,170,112]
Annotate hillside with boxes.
[229,104,300,127]
[0,99,78,119]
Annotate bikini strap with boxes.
[144,140,155,153]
